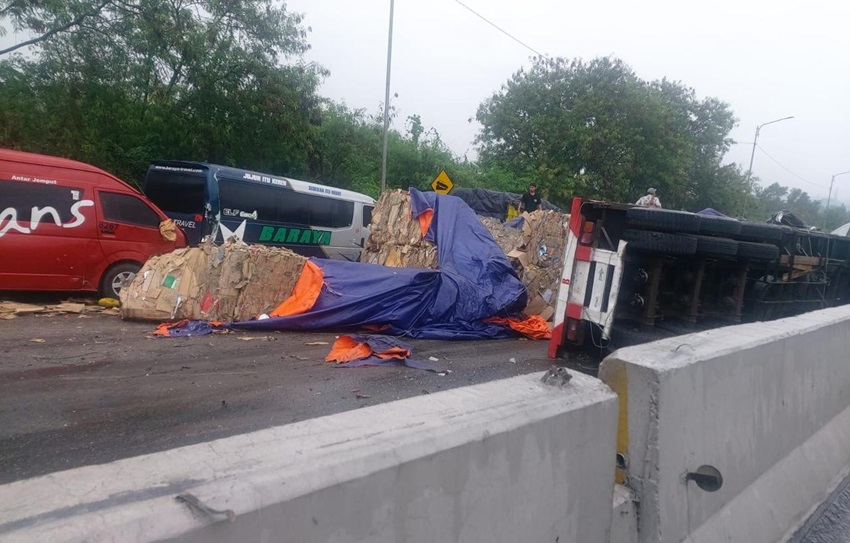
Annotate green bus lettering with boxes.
[273,227,288,242]
[259,225,275,242]
[298,229,312,244]
[286,229,301,243]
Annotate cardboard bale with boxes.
[120,240,307,322]
[523,210,570,268]
[362,189,438,270]
[480,217,525,255]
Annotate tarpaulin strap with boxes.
[486,315,552,340]
[270,260,324,317]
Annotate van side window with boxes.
[1,180,82,223]
[363,205,374,228]
[99,192,161,228]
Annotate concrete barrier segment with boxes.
[600,305,850,543]
[0,371,618,543]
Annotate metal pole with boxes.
[380,0,395,194]
[745,126,760,187]
[825,171,850,230]
[744,116,794,187]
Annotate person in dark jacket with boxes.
[519,183,542,213]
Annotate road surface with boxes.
[0,303,568,484]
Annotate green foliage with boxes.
[474,56,740,210]
[0,0,321,185]
[3,5,845,232]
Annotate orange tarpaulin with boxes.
[270,260,324,317]
[325,335,412,364]
[486,315,552,340]
[416,208,434,238]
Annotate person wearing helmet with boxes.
[636,187,662,208]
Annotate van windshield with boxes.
[144,170,206,214]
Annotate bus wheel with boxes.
[100,262,141,300]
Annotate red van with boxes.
[0,149,187,299]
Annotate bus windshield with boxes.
[144,170,206,215]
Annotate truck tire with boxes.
[698,215,741,236]
[737,222,786,242]
[100,262,140,300]
[626,208,701,234]
[693,235,738,257]
[622,229,697,255]
[737,241,780,261]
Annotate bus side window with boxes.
[281,192,354,228]
[218,179,279,221]
[363,205,374,228]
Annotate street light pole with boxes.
[745,116,794,186]
[380,0,395,194]
[825,171,850,230]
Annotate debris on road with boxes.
[121,239,306,322]
[325,335,443,372]
[541,366,573,387]
[0,300,112,319]
[175,493,236,523]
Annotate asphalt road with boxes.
[0,299,574,484]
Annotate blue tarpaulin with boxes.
[234,189,528,339]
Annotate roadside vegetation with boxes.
[1,0,847,228]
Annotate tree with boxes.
[475,56,747,211]
[0,0,322,183]
[0,0,113,56]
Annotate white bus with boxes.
[143,161,375,261]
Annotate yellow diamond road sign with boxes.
[431,170,454,194]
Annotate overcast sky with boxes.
[286,0,850,201]
[1,1,847,201]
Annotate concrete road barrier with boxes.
[600,306,850,543]
[0,372,618,543]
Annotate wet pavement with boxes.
[0,302,584,484]
[793,473,850,543]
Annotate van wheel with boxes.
[101,263,140,299]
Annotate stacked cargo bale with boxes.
[361,189,438,269]
[523,210,569,268]
[479,217,525,255]
[120,240,307,322]
[361,189,570,320]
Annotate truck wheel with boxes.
[698,215,741,236]
[622,229,697,255]
[626,208,701,233]
[693,235,738,257]
[737,222,786,242]
[100,262,140,299]
[737,241,780,261]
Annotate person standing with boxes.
[519,183,542,213]
[635,187,662,208]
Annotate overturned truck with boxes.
[549,198,850,357]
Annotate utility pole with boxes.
[745,116,794,186]
[380,0,395,194]
[825,171,850,230]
